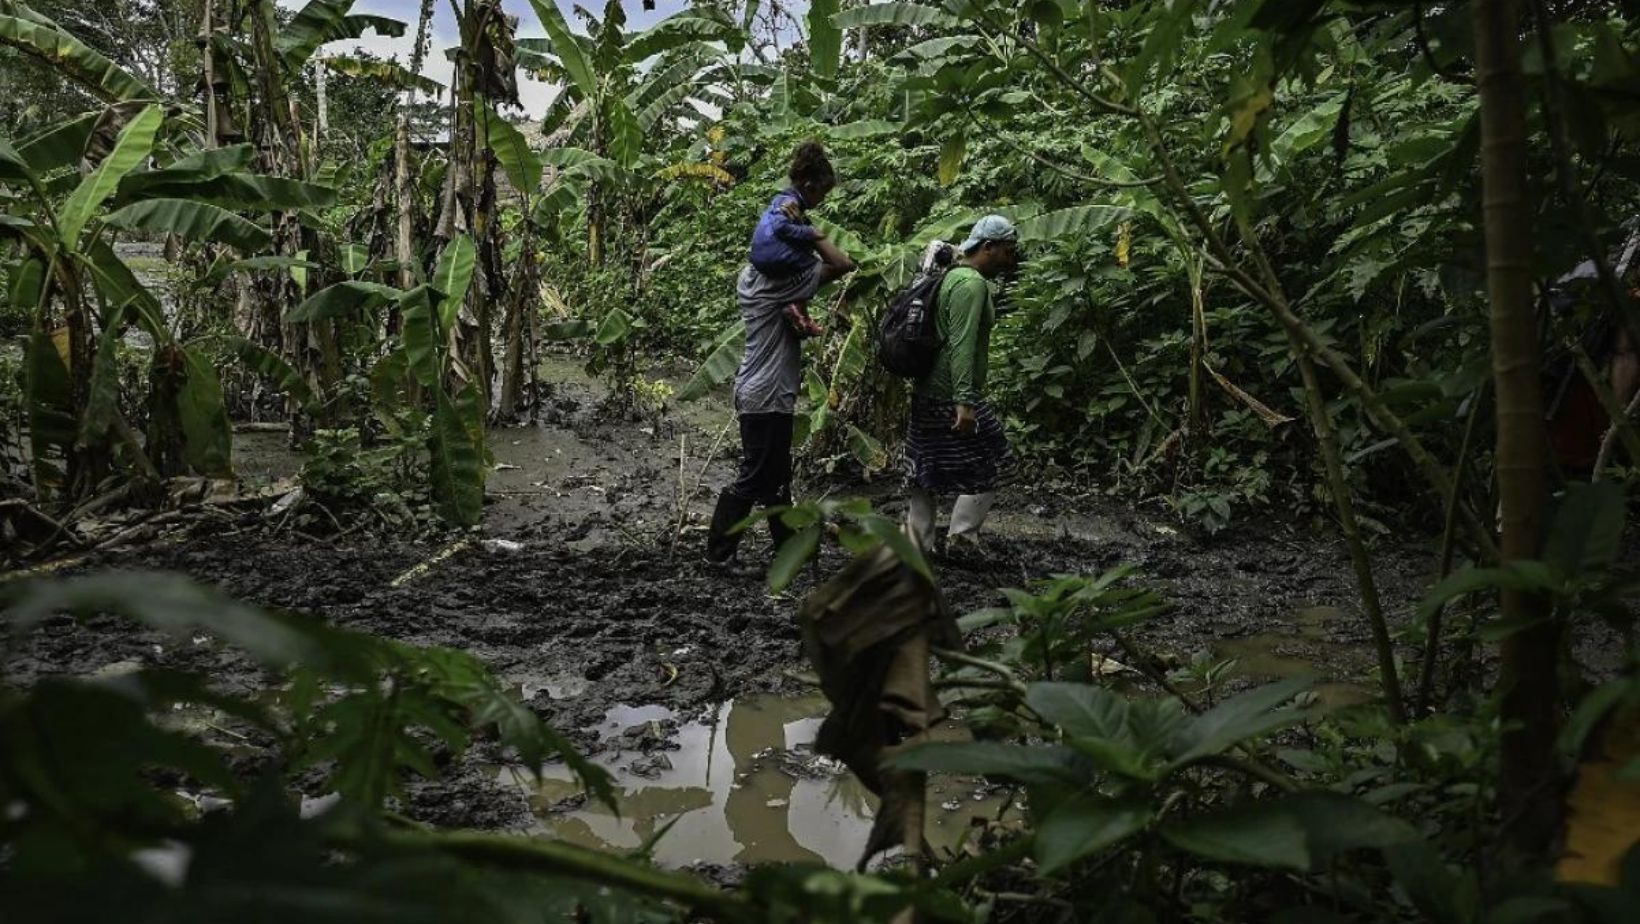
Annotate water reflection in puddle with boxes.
[1212,605,1374,709]
[498,694,1005,869]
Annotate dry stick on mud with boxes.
[670,417,735,553]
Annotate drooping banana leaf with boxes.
[832,2,957,30]
[527,0,597,99]
[431,235,476,334]
[16,111,98,174]
[102,198,272,251]
[677,321,745,401]
[0,4,158,102]
[430,380,486,526]
[808,0,841,79]
[478,104,542,196]
[321,55,443,94]
[231,337,318,412]
[57,103,162,251]
[178,346,234,478]
[289,280,404,323]
[78,301,128,451]
[277,0,405,71]
[24,325,77,493]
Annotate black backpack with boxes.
[878,266,948,379]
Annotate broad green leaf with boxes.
[481,103,542,195]
[595,307,633,345]
[1016,204,1132,242]
[57,103,162,250]
[607,98,643,168]
[808,0,841,78]
[1544,480,1626,577]
[118,171,339,211]
[24,325,76,493]
[1035,794,1153,874]
[886,742,1088,786]
[768,524,820,592]
[0,136,31,184]
[543,319,596,341]
[16,111,98,174]
[429,380,486,526]
[1171,677,1313,766]
[432,235,476,333]
[1416,563,1562,622]
[321,55,443,93]
[832,2,957,29]
[401,286,442,389]
[1027,682,1133,740]
[178,346,233,477]
[937,132,966,186]
[289,280,403,323]
[231,337,317,411]
[278,0,405,70]
[0,10,157,102]
[78,302,127,450]
[846,423,888,471]
[626,9,742,61]
[677,321,745,401]
[82,237,166,334]
[103,198,271,251]
[827,119,901,140]
[1163,792,1418,872]
[540,147,625,184]
[528,0,597,99]
[340,242,370,276]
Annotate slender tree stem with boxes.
[1473,0,1559,860]
[1417,384,1486,713]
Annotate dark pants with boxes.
[707,413,794,561]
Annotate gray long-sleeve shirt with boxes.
[733,261,822,415]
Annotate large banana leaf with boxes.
[606,99,643,168]
[626,8,742,62]
[528,0,597,99]
[400,286,442,389]
[82,238,167,335]
[163,143,256,176]
[16,111,98,174]
[808,0,841,78]
[479,103,542,195]
[1016,204,1133,242]
[57,103,162,251]
[431,235,476,334]
[634,80,698,134]
[103,198,272,251]
[277,0,405,71]
[832,2,957,29]
[231,337,317,411]
[540,147,624,184]
[677,321,745,401]
[0,137,28,184]
[321,55,442,94]
[289,280,404,323]
[178,346,233,478]
[430,380,486,526]
[118,171,338,211]
[0,5,157,102]
[24,325,76,492]
[79,302,127,452]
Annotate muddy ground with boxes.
[5,356,1608,871]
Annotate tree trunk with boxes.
[1473,0,1559,858]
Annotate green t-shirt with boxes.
[914,265,993,403]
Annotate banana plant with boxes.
[521,0,744,263]
[1,99,336,501]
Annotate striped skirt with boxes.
[904,395,1014,495]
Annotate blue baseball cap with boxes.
[960,214,1019,253]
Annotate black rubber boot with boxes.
[706,490,756,563]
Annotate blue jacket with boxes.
[749,188,821,278]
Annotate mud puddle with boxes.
[1211,605,1374,709]
[494,695,1005,869]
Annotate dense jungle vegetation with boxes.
[3,0,1640,921]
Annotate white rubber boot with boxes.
[907,486,938,548]
[948,492,996,540]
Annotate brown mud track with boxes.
[10,364,1613,859]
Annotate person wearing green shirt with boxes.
[904,215,1019,550]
